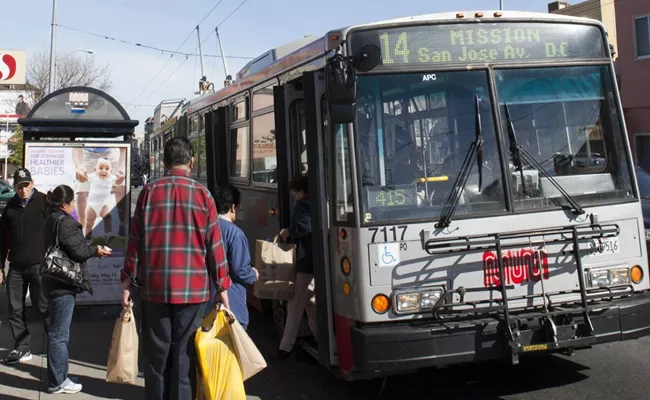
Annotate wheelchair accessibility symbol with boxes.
[378,243,401,267]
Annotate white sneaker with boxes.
[49,380,82,394]
[4,350,32,365]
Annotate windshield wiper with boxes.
[504,104,585,215]
[436,94,484,228]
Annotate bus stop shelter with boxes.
[18,86,138,141]
[18,86,139,306]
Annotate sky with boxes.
[0,0,558,132]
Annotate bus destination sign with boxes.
[350,23,606,67]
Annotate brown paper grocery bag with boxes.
[253,237,296,300]
[106,304,139,384]
[223,309,267,381]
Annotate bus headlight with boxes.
[419,291,442,309]
[588,267,631,287]
[610,268,631,285]
[394,288,443,314]
[395,293,419,312]
[645,229,650,242]
[589,269,610,287]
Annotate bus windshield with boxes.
[496,65,633,211]
[356,66,634,224]
[356,71,506,223]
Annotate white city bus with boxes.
[175,10,650,379]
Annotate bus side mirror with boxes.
[326,57,357,124]
[326,44,380,125]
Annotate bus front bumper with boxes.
[350,292,650,372]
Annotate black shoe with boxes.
[276,349,293,361]
[4,349,32,365]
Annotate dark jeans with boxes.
[47,294,75,390]
[141,301,206,400]
[6,263,50,352]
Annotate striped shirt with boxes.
[121,168,231,304]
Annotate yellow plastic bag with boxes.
[195,308,246,400]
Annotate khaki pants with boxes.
[279,272,317,352]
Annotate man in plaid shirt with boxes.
[120,137,230,400]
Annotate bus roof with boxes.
[336,10,602,33]
[184,10,604,115]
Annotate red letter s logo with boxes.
[0,53,17,81]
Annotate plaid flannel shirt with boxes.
[121,168,231,304]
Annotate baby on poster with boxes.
[77,157,125,237]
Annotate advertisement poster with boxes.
[24,142,131,305]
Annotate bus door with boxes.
[274,79,305,227]
[271,80,307,336]
[303,70,336,366]
[204,106,229,194]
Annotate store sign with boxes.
[0,50,27,85]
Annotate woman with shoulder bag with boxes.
[42,185,111,394]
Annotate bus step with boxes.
[298,339,319,362]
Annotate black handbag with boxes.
[41,215,84,287]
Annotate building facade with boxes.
[549,1,618,58]
[615,0,650,169]
[149,99,186,178]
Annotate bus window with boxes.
[198,134,207,179]
[253,84,276,112]
[495,66,633,211]
[289,100,307,174]
[233,100,247,122]
[190,137,200,176]
[252,113,277,183]
[230,127,250,178]
[321,96,332,203]
[356,70,505,223]
[189,115,199,134]
[333,124,353,222]
[322,94,353,222]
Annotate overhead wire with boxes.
[129,0,233,105]
[56,24,255,60]
[216,0,250,28]
[141,0,251,103]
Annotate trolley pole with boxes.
[48,0,57,94]
[196,25,205,78]
[500,0,504,10]
[215,28,231,86]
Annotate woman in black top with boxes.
[277,175,317,360]
[42,185,111,394]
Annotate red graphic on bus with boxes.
[482,248,549,287]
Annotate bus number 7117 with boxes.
[370,226,408,243]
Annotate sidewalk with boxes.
[0,285,289,399]
[0,294,145,399]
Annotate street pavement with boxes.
[1,186,649,399]
[3,299,650,400]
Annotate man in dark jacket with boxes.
[0,168,50,365]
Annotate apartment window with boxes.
[635,15,650,59]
